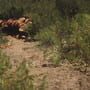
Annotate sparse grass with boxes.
[63,14,90,63]
[40,13,90,66]
[23,47,31,51]
[43,46,61,67]
[36,24,60,47]
[0,59,48,90]
[0,50,10,76]
[38,75,47,90]
[0,0,89,89]
[0,49,11,89]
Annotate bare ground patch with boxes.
[2,36,90,90]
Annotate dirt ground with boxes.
[2,36,90,90]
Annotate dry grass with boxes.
[0,36,89,90]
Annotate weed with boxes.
[39,75,47,90]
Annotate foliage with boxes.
[0,0,90,64]
[0,0,89,90]
[0,50,10,76]
[58,13,90,63]
[71,14,90,62]
[56,0,79,19]
[56,0,90,19]
[36,24,60,46]
[0,60,47,90]
[0,50,11,89]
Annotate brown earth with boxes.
[2,36,90,90]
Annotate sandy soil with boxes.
[2,36,90,90]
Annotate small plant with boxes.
[39,75,47,90]
[0,50,11,90]
[36,25,60,47]
[43,46,61,67]
[0,50,10,76]
[59,13,90,63]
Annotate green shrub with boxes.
[59,14,90,63]
[36,25,60,46]
[0,50,11,89]
[0,60,47,90]
[56,0,79,19]
[73,14,90,63]
[0,50,10,76]
[0,36,8,45]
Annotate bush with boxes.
[36,25,60,46]
[59,14,90,63]
[0,6,24,19]
[56,0,79,19]
[0,60,47,90]
[0,50,10,76]
[72,14,90,63]
[42,13,90,65]
[0,50,11,89]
